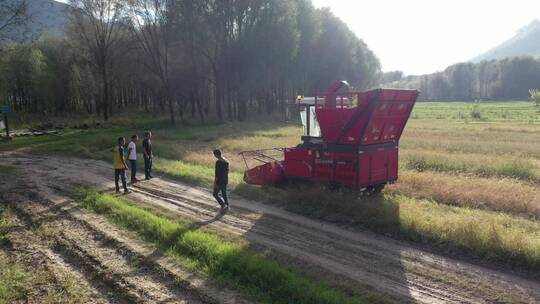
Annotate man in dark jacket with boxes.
[213,149,229,212]
[142,131,153,180]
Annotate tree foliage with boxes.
[0,0,381,123]
[390,57,540,101]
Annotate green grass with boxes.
[0,212,26,303]
[411,101,540,122]
[153,158,244,187]
[0,165,16,177]
[0,253,28,304]
[0,192,26,304]
[0,211,9,246]
[77,189,368,304]
[0,213,9,247]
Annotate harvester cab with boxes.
[239,81,419,193]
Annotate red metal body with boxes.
[240,82,419,191]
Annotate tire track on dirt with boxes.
[2,152,540,304]
[9,198,203,304]
[3,207,116,304]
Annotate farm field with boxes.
[2,101,540,303]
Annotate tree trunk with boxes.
[215,82,223,120]
[102,67,109,121]
[168,97,175,126]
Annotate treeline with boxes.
[387,57,540,101]
[0,0,381,124]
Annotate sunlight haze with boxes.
[312,0,540,75]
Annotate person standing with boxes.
[213,149,229,212]
[127,135,140,183]
[113,137,129,194]
[142,131,153,180]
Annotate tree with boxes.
[69,0,125,120]
[392,57,540,101]
[1,0,384,120]
[126,0,177,126]
[530,89,540,107]
[381,71,403,84]
[0,44,46,112]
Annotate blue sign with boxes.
[0,105,12,113]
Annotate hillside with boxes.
[1,0,69,42]
[472,19,540,62]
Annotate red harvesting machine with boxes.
[239,81,419,193]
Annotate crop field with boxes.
[2,101,540,303]
[4,102,540,247]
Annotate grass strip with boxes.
[403,153,539,182]
[236,185,540,270]
[153,158,244,187]
[0,212,27,304]
[395,194,540,267]
[0,257,28,304]
[0,214,9,246]
[77,189,368,304]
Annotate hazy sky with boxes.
[312,0,540,75]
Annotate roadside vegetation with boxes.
[3,101,540,270]
[77,189,369,304]
[234,184,540,269]
[411,101,540,122]
[0,208,28,304]
[0,255,28,304]
[0,209,9,247]
[402,150,539,182]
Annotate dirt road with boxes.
[1,152,540,303]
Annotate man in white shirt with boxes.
[127,135,140,183]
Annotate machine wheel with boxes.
[327,182,341,191]
[372,183,385,195]
[361,184,385,196]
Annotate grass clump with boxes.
[390,170,540,219]
[0,214,9,246]
[0,165,16,177]
[0,256,28,304]
[394,195,540,267]
[403,153,538,182]
[236,184,540,270]
[77,189,367,304]
[153,158,243,187]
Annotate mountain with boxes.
[1,0,70,42]
[472,19,540,62]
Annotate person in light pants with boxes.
[127,135,140,183]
